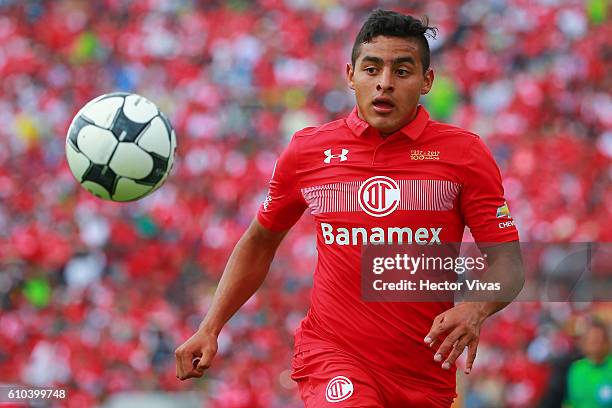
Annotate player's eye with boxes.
[396,69,410,76]
[365,67,378,74]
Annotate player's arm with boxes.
[175,218,288,380]
[425,136,524,374]
[175,132,306,381]
[424,241,524,374]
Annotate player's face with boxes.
[347,36,434,136]
[582,327,609,363]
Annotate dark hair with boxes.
[351,9,437,73]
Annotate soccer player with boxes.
[175,9,524,407]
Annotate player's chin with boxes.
[368,113,401,132]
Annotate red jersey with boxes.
[257,105,519,396]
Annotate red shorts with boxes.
[291,345,456,408]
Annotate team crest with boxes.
[326,376,354,403]
[358,176,400,217]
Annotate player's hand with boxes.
[175,329,218,380]
[423,303,488,374]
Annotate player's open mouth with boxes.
[372,97,395,114]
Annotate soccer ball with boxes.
[65,92,177,201]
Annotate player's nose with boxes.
[376,68,394,92]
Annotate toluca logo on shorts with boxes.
[326,376,353,403]
[358,176,400,217]
[324,148,349,164]
[321,223,442,245]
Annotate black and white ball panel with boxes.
[77,126,117,165]
[81,181,112,201]
[113,178,155,201]
[82,163,117,193]
[108,142,154,179]
[156,112,177,187]
[109,94,159,143]
[111,108,149,143]
[136,154,168,186]
[79,96,124,128]
[65,141,90,181]
[123,94,158,123]
[137,117,170,157]
[65,92,176,202]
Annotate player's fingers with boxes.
[424,313,447,345]
[427,335,444,349]
[176,347,199,380]
[179,362,205,380]
[192,357,202,369]
[182,367,205,380]
[442,336,470,369]
[175,347,186,379]
[427,334,445,349]
[195,346,216,371]
[182,343,219,380]
[181,352,216,380]
[464,338,480,374]
[434,327,463,364]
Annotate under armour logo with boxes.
[324,149,349,164]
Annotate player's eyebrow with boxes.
[360,55,416,67]
[360,56,384,66]
[392,56,416,66]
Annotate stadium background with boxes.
[0,0,610,407]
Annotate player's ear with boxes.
[346,63,355,91]
[420,68,434,95]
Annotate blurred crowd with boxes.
[0,0,610,407]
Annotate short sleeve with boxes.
[459,137,519,243]
[257,135,307,232]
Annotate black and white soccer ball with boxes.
[65,92,177,201]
